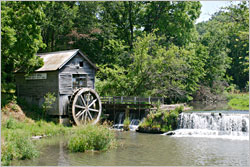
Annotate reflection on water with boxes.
[190,101,230,111]
[58,140,69,166]
[12,131,249,166]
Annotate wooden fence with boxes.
[101,96,164,105]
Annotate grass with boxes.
[227,93,249,110]
[2,116,68,137]
[1,115,68,166]
[1,100,117,166]
[1,131,38,166]
[68,124,117,152]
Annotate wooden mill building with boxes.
[15,49,98,119]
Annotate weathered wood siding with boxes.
[59,54,95,95]
[59,95,69,115]
[15,71,59,115]
[58,73,72,95]
[58,53,96,115]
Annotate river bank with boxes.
[227,92,249,110]
[1,101,116,166]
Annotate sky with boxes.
[196,1,240,23]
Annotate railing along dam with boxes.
[101,96,164,122]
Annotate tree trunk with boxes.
[128,1,133,50]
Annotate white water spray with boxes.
[129,119,140,131]
[163,112,249,140]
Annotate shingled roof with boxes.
[36,49,97,72]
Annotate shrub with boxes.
[1,83,16,107]
[226,84,237,93]
[68,125,116,152]
[123,107,130,131]
[138,106,183,133]
[245,81,249,92]
[17,99,44,121]
[42,92,56,118]
[123,117,130,131]
[5,117,17,129]
[1,141,14,166]
[1,132,38,166]
[3,117,26,130]
[14,135,38,160]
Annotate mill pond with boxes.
[11,104,249,166]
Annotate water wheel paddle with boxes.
[68,88,102,125]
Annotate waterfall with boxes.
[118,112,125,124]
[113,112,140,131]
[163,111,249,140]
[113,112,125,129]
[129,119,140,131]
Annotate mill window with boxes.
[79,61,84,67]
[72,74,87,90]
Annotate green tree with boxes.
[1,1,45,84]
[67,2,105,64]
[141,1,201,46]
[196,2,249,92]
[199,16,231,87]
[40,1,77,52]
[224,2,249,90]
[96,32,205,102]
[100,2,142,50]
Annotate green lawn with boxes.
[227,93,249,110]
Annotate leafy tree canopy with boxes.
[1,1,46,83]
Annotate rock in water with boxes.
[164,131,175,135]
[31,136,42,140]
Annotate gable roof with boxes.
[36,49,97,72]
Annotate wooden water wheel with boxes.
[68,88,102,125]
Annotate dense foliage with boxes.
[138,106,184,133]
[196,2,249,100]
[1,131,38,166]
[1,2,45,82]
[1,1,249,103]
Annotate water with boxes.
[163,111,249,140]
[190,101,230,111]
[11,131,249,166]
[117,112,124,124]
[113,112,125,129]
[113,112,141,131]
[113,119,140,131]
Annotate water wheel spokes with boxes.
[71,88,102,125]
